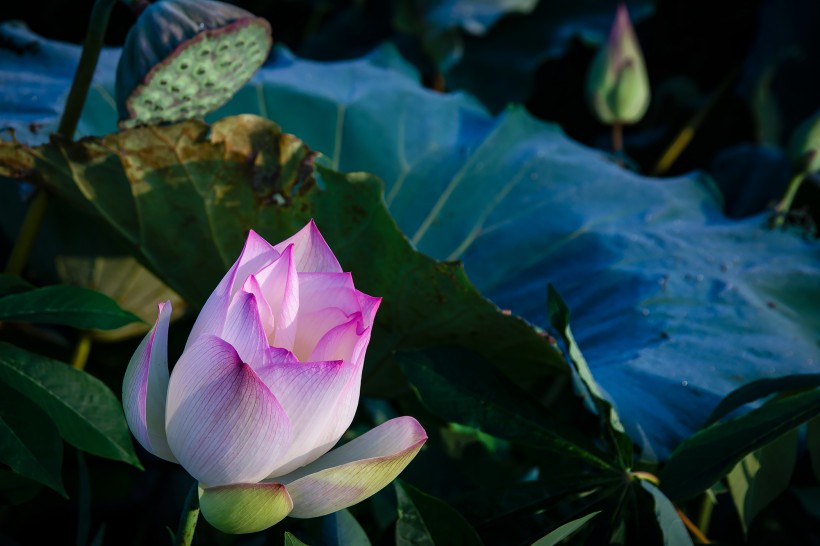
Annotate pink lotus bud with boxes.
[123,220,426,533]
[788,108,820,173]
[585,3,651,125]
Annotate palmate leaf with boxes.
[2,24,819,460]
[395,480,483,546]
[661,387,820,501]
[0,115,566,395]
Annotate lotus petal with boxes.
[166,335,291,486]
[199,482,293,534]
[122,301,177,462]
[222,290,271,368]
[277,416,427,518]
[273,219,342,273]
[185,230,278,349]
[255,244,299,351]
[258,359,355,477]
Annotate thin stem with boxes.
[4,0,119,276]
[70,332,94,370]
[611,122,624,165]
[651,67,739,176]
[174,482,200,546]
[58,0,120,138]
[4,191,49,275]
[772,172,806,228]
[696,492,715,539]
[676,507,711,544]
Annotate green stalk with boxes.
[772,172,806,228]
[174,482,201,546]
[70,331,94,370]
[612,122,624,166]
[4,0,119,276]
[696,492,715,538]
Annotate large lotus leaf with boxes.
[399,0,540,37]
[1,26,819,459]
[0,115,567,397]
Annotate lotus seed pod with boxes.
[585,3,650,125]
[116,0,272,129]
[787,109,820,173]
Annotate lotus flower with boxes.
[585,3,650,125]
[122,220,426,533]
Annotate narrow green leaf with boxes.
[320,509,371,546]
[395,481,483,546]
[0,274,34,297]
[284,532,309,546]
[638,481,694,546]
[0,381,65,496]
[0,342,141,467]
[0,468,42,505]
[547,284,632,465]
[808,417,820,483]
[727,428,798,533]
[530,511,600,546]
[395,482,433,546]
[661,388,820,501]
[397,347,619,470]
[0,285,142,329]
[706,374,820,426]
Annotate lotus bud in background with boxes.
[787,108,820,174]
[123,220,426,533]
[116,0,272,129]
[585,3,650,125]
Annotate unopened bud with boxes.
[585,3,650,125]
[787,109,820,173]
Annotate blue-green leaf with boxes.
[2,23,819,462]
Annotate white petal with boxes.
[255,244,299,352]
[222,290,271,368]
[122,301,176,462]
[165,335,291,486]
[257,359,357,476]
[276,417,427,518]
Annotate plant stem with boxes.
[4,191,49,275]
[58,0,120,138]
[651,67,738,176]
[3,0,119,276]
[70,332,94,370]
[174,482,200,546]
[772,172,806,228]
[612,122,624,165]
[676,507,711,544]
[696,492,714,539]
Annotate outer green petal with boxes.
[277,416,427,518]
[199,482,293,534]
